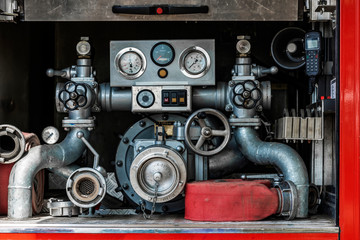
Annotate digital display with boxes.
[306,38,319,50]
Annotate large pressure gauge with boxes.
[179,46,211,78]
[115,47,146,79]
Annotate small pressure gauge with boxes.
[236,39,251,54]
[136,90,155,108]
[42,126,60,145]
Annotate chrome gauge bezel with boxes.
[179,46,211,79]
[114,47,147,80]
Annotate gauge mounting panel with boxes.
[110,40,215,87]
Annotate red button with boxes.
[164,97,169,103]
[156,7,163,14]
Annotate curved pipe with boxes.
[209,138,248,179]
[48,164,81,179]
[8,128,90,219]
[234,127,309,218]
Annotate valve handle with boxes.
[184,108,231,156]
[232,80,262,109]
[58,81,88,111]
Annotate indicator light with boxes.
[158,68,168,78]
[156,7,163,15]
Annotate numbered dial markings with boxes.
[119,52,142,75]
[180,46,211,79]
[115,47,146,80]
[42,126,60,145]
[137,90,155,108]
[184,51,207,74]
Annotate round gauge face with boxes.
[42,126,60,145]
[151,42,175,66]
[184,51,207,75]
[119,51,143,75]
[236,39,251,54]
[137,90,155,108]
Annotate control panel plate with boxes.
[132,86,192,113]
[110,40,215,87]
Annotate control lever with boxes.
[252,66,278,78]
[46,67,72,80]
[112,5,209,15]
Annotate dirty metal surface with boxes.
[24,0,299,21]
[0,214,338,234]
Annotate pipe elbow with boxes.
[8,128,89,219]
[234,127,309,218]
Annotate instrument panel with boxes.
[110,40,215,87]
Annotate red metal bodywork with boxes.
[339,0,360,240]
[1,0,359,239]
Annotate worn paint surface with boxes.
[339,0,360,240]
[24,0,299,21]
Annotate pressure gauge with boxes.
[180,46,211,78]
[136,90,155,108]
[151,42,175,66]
[42,126,60,145]
[236,39,251,54]
[115,47,146,80]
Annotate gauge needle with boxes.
[46,133,54,140]
[157,55,162,61]
[190,59,198,68]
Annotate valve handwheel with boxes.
[184,108,231,156]
[232,80,262,109]
[58,81,88,111]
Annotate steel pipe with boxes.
[8,128,90,219]
[98,83,132,111]
[209,138,248,179]
[98,82,227,112]
[48,164,80,179]
[234,127,309,218]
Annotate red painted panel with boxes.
[339,0,360,240]
[0,233,338,240]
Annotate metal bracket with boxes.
[62,117,96,130]
[229,117,261,127]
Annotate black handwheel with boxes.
[58,81,88,111]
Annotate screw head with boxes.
[117,161,123,167]
[139,121,146,127]
[176,146,183,152]
[225,104,233,111]
[122,137,129,144]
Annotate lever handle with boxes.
[112,5,209,15]
[46,67,71,80]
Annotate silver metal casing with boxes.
[110,40,215,87]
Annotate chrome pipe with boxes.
[8,128,90,219]
[234,127,309,218]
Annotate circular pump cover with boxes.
[130,146,187,203]
[66,167,107,208]
[0,124,26,164]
